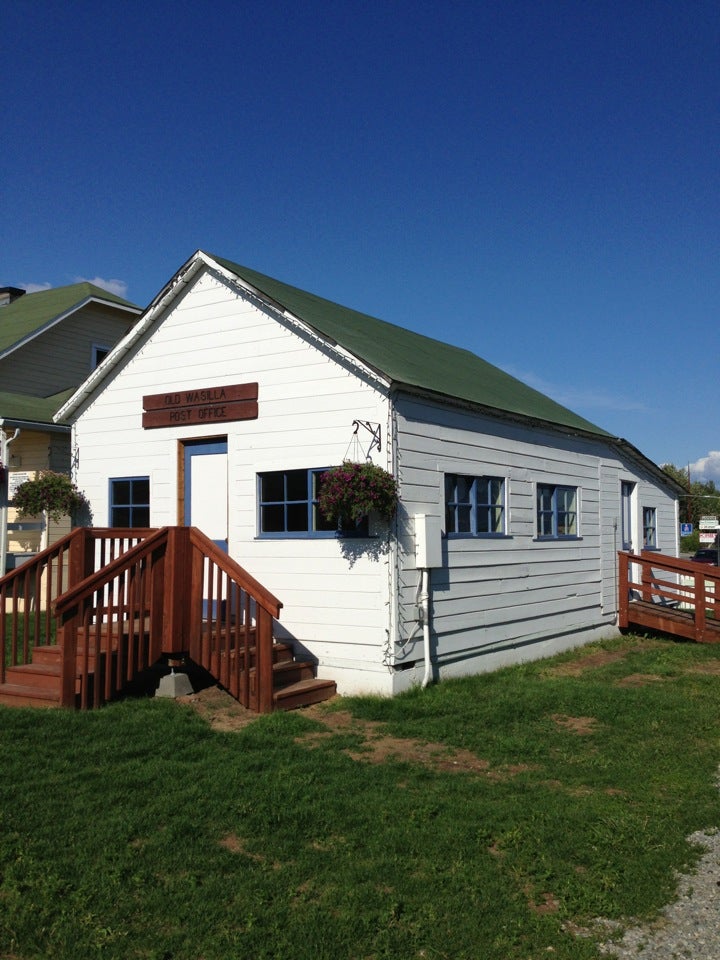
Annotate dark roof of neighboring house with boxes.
[0,282,140,358]
[0,388,76,427]
[210,254,612,439]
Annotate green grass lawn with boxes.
[1,633,720,959]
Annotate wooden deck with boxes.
[619,551,720,643]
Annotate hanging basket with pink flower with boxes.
[317,460,398,526]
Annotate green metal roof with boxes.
[210,254,611,439]
[0,282,139,357]
[0,388,76,426]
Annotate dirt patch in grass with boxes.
[546,638,666,677]
[178,687,528,778]
[616,673,665,687]
[685,659,720,675]
[550,713,599,735]
[296,707,533,779]
[178,684,259,731]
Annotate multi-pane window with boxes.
[445,474,505,536]
[109,477,150,527]
[536,484,578,539]
[642,507,657,549]
[258,468,362,536]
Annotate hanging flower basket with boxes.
[12,471,90,523]
[318,461,398,525]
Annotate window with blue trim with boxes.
[109,477,150,527]
[445,474,506,535]
[642,506,657,549]
[259,468,367,536]
[537,484,578,539]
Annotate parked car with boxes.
[690,548,719,565]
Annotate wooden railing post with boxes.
[161,527,192,654]
[67,527,95,589]
[256,606,274,713]
[59,614,80,708]
[641,559,653,603]
[695,572,707,643]
[187,545,204,664]
[618,552,629,628]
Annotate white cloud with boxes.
[20,282,52,293]
[74,275,128,298]
[689,452,720,484]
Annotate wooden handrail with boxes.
[0,528,77,589]
[625,550,720,580]
[618,550,720,644]
[187,527,283,618]
[54,528,169,615]
[186,527,282,712]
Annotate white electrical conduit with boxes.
[419,568,432,688]
[0,428,21,576]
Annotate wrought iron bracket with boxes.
[352,420,382,458]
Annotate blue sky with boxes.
[3,0,718,481]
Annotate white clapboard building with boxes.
[56,251,679,695]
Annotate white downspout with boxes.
[420,568,432,687]
[0,428,20,576]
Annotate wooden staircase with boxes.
[0,526,336,714]
[0,636,336,711]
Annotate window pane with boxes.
[445,503,456,533]
[261,504,284,532]
[444,475,457,504]
[286,503,308,531]
[476,509,491,534]
[457,505,472,533]
[490,506,504,533]
[112,507,130,527]
[133,507,150,527]
[285,470,308,502]
[538,486,552,511]
[113,480,131,505]
[133,478,150,503]
[538,512,553,537]
[261,474,284,502]
[456,476,473,503]
[488,478,503,505]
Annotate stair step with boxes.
[272,658,315,688]
[0,682,61,708]
[273,677,337,711]
[5,662,61,691]
[29,645,61,665]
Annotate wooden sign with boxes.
[142,382,258,429]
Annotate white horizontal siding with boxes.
[72,269,393,693]
[393,394,674,680]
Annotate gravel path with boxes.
[597,829,720,958]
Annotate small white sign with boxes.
[699,515,719,531]
[8,471,31,501]
[699,532,718,544]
